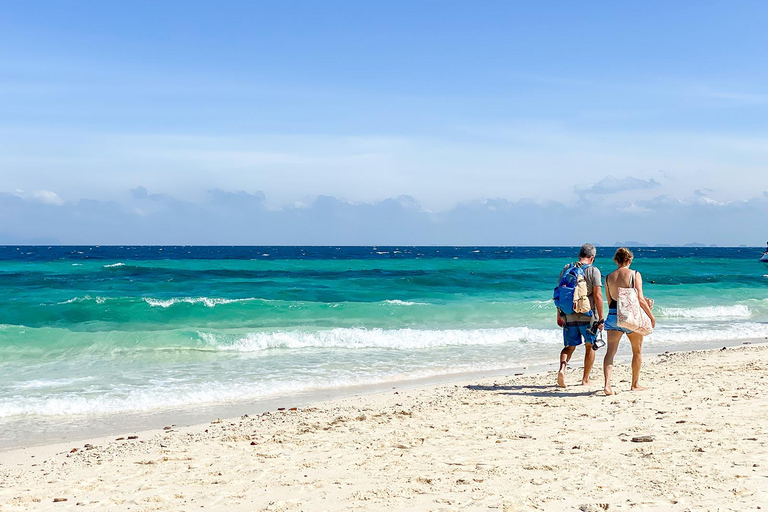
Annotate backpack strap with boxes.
[559,263,573,282]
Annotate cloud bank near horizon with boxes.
[575,176,661,197]
[1,185,765,246]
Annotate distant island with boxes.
[613,241,649,247]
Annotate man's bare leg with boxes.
[628,333,646,391]
[603,331,622,395]
[558,346,575,388]
[581,343,596,385]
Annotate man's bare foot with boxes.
[557,371,566,388]
[631,385,647,391]
[580,379,590,386]
[603,386,614,396]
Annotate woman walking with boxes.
[603,247,655,395]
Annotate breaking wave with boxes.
[198,326,564,352]
[143,297,263,308]
[58,295,107,305]
[658,305,751,319]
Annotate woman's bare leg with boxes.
[603,330,622,395]
[628,332,646,391]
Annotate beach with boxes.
[2,343,766,511]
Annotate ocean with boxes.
[1,246,766,447]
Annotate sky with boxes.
[1,1,767,245]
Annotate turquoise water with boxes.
[1,246,766,441]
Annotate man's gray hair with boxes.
[579,243,596,259]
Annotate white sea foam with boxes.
[658,305,751,319]
[529,300,555,310]
[103,262,125,268]
[648,322,767,343]
[59,295,107,305]
[143,297,260,308]
[0,354,541,418]
[199,321,768,353]
[383,300,428,306]
[9,377,95,390]
[0,370,457,417]
[199,326,563,352]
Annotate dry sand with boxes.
[1,344,766,511]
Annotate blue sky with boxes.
[1,1,767,244]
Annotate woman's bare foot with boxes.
[603,385,614,396]
[631,385,647,391]
[581,379,590,386]
[557,371,566,388]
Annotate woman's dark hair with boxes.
[613,247,634,265]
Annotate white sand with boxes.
[1,344,767,511]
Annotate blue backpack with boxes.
[553,263,593,316]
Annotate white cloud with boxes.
[1,187,765,246]
[576,176,661,196]
[13,189,64,205]
[1,124,767,210]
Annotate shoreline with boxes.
[2,343,767,510]
[2,336,765,453]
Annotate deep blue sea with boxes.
[1,246,766,446]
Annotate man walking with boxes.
[554,243,604,388]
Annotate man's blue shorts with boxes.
[562,322,597,347]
